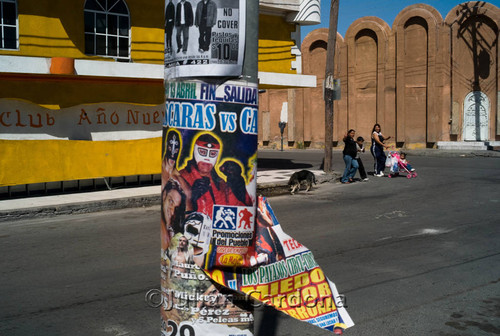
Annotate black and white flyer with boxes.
[164,0,246,79]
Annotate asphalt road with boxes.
[1,154,499,336]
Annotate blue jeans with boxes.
[341,155,359,182]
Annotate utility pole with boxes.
[323,0,339,172]
[160,1,258,334]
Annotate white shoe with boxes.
[362,178,369,181]
[376,172,384,177]
[410,168,415,172]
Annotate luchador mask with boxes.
[183,212,213,255]
[194,134,220,167]
[166,131,180,162]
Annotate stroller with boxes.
[385,151,417,179]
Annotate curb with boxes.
[403,149,500,158]
[257,172,339,197]
[0,195,162,223]
[0,173,340,222]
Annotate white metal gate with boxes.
[463,91,489,141]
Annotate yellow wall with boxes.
[0,0,166,187]
[0,75,163,186]
[0,0,164,64]
[0,0,165,186]
[128,2,164,64]
[0,3,303,187]
[0,75,164,108]
[258,14,297,74]
[1,2,299,68]
[0,138,161,186]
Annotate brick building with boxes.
[259,1,500,150]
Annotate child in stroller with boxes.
[386,151,417,178]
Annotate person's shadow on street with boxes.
[256,305,280,336]
[257,158,313,171]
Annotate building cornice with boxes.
[0,56,317,89]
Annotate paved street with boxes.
[257,154,500,336]
[1,153,499,335]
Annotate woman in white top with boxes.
[370,123,391,177]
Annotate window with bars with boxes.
[0,0,18,50]
[84,0,130,60]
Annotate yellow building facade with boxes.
[0,0,318,197]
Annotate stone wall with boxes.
[258,1,500,149]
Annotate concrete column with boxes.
[287,88,295,142]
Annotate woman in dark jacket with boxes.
[341,129,359,184]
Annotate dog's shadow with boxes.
[257,159,313,171]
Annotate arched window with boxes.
[84,0,130,59]
[0,0,18,50]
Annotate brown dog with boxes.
[288,170,317,195]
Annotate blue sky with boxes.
[300,0,500,42]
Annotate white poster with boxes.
[164,0,246,79]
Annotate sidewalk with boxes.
[1,148,498,221]
[0,149,337,221]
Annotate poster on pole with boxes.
[161,79,258,335]
[164,0,246,79]
[160,79,353,334]
[205,196,355,333]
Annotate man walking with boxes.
[175,0,194,53]
[195,0,217,53]
[165,0,175,53]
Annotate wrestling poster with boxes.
[164,0,246,79]
[206,196,355,333]
[161,79,353,334]
[161,79,258,335]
